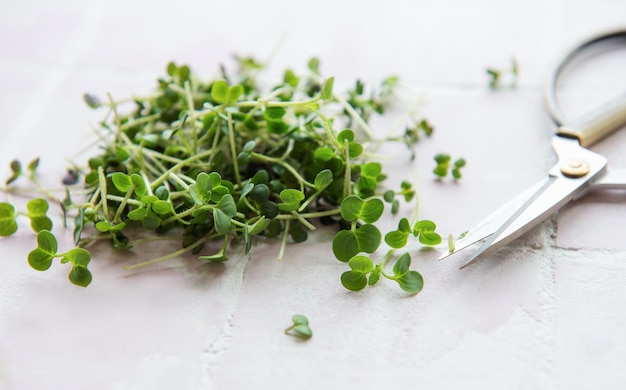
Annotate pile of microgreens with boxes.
[0,56,464,293]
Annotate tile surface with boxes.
[1,1,626,389]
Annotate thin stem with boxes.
[227,111,242,187]
[290,211,316,231]
[105,194,143,206]
[184,81,199,154]
[107,93,122,145]
[277,219,290,262]
[162,206,198,225]
[333,91,374,139]
[113,187,134,223]
[124,236,209,270]
[150,149,214,189]
[343,138,352,198]
[274,208,341,220]
[98,166,109,222]
[251,153,315,190]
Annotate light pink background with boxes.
[1,1,626,389]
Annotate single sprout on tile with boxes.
[285,314,312,339]
[433,154,466,180]
[486,58,519,89]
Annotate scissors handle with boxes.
[557,92,626,148]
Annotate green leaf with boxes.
[385,217,412,248]
[0,203,18,236]
[385,230,409,249]
[211,80,229,103]
[361,162,382,177]
[6,160,22,185]
[357,162,384,194]
[393,252,411,275]
[259,200,279,219]
[263,107,286,121]
[28,248,55,271]
[63,248,91,266]
[73,208,84,244]
[27,157,40,176]
[213,208,232,235]
[321,77,334,101]
[368,265,381,285]
[383,190,395,203]
[249,183,270,203]
[95,221,126,232]
[95,221,111,232]
[307,57,320,74]
[413,219,442,246]
[341,255,374,291]
[28,230,58,271]
[112,172,132,192]
[37,229,58,253]
[355,224,381,253]
[396,271,424,294]
[247,217,270,236]
[127,207,149,221]
[340,195,384,223]
[313,169,333,190]
[26,198,53,233]
[292,314,309,326]
[278,189,305,212]
[68,265,92,287]
[434,154,450,164]
[337,129,355,143]
[131,174,147,196]
[313,147,334,162]
[284,69,299,87]
[347,142,363,158]
[332,224,381,262]
[215,194,237,217]
[332,230,359,262]
[152,200,173,215]
[141,213,161,230]
[211,80,243,104]
[286,314,313,338]
[227,84,243,103]
[196,172,212,194]
[289,223,307,243]
[26,198,48,215]
[387,253,424,294]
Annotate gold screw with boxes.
[560,159,590,178]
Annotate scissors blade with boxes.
[458,136,608,268]
[438,180,547,260]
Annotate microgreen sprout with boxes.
[285,314,312,339]
[486,58,519,89]
[433,154,466,180]
[1,54,458,295]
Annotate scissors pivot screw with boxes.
[560,159,590,178]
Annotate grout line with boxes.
[202,249,251,388]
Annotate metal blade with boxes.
[459,176,555,268]
[458,136,608,268]
[438,180,547,260]
[590,169,626,190]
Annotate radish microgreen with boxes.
[1,55,460,294]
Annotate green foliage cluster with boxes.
[433,154,466,180]
[1,56,454,293]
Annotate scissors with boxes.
[440,29,626,268]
